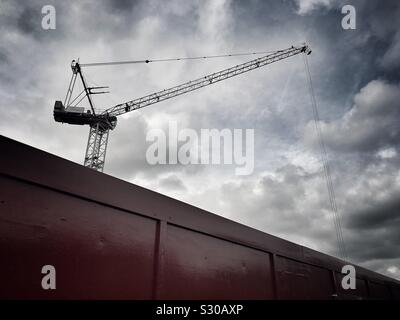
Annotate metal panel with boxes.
[163,225,274,299]
[0,135,399,299]
[275,257,334,299]
[0,175,157,299]
[368,281,393,300]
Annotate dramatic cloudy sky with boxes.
[1,0,399,280]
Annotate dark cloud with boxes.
[16,3,46,37]
[107,0,141,12]
[2,0,67,41]
[347,197,400,230]
[346,228,400,261]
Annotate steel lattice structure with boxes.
[84,123,110,171]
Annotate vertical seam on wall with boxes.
[152,219,167,299]
[331,270,338,300]
[271,253,279,299]
[365,278,371,299]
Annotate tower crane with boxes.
[54,44,311,172]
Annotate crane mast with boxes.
[54,44,311,172]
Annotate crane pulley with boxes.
[54,44,311,172]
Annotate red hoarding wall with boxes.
[0,135,399,299]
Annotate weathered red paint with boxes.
[0,135,399,299]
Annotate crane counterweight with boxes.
[53,101,117,130]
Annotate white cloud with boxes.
[304,80,400,153]
[377,147,397,159]
[295,0,336,15]
[387,266,400,277]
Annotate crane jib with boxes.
[104,45,311,118]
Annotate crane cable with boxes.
[79,50,280,67]
[302,53,348,261]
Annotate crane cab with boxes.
[53,101,117,130]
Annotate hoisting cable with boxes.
[79,50,280,67]
[302,53,348,261]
